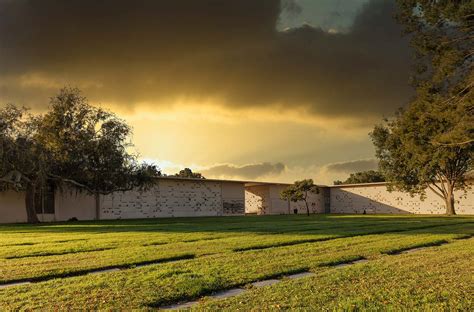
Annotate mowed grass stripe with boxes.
[382,239,450,255]
[0,220,471,309]
[233,221,473,252]
[4,247,116,259]
[0,219,471,284]
[0,234,462,307]
[0,253,195,285]
[0,230,457,283]
[194,238,474,311]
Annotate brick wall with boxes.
[100,179,245,219]
[329,183,474,215]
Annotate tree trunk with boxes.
[94,192,101,220]
[445,185,456,215]
[304,200,310,216]
[25,183,39,223]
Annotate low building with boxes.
[0,178,473,223]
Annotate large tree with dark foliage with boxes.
[37,88,160,219]
[371,1,473,215]
[0,105,48,223]
[396,0,473,146]
[1,88,160,222]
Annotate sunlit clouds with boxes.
[0,0,412,184]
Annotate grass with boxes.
[196,239,474,311]
[0,214,472,310]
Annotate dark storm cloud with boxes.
[202,162,286,179]
[324,159,379,173]
[0,0,412,117]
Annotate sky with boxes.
[0,0,414,184]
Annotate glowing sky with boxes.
[0,0,414,184]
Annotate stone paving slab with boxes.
[351,259,369,264]
[161,300,200,310]
[251,279,281,287]
[400,247,425,254]
[210,288,246,299]
[88,268,121,275]
[0,281,31,289]
[287,272,316,279]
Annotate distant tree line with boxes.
[174,168,205,179]
[334,170,385,185]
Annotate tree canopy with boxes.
[396,0,473,146]
[175,168,205,179]
[0,88,160,222]
[280,179,319,216]
[334,170,385,185]
[0,105,48,222]
[370,1,473,215]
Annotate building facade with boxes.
[0,178,473,223]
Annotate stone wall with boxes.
[269,184,325,215]
[330,182,474,215]
[222,182,245,215]
[245,184,326,215]
[2,179,474,224]
[100,179,245,219]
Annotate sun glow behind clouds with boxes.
[117,101,376,184]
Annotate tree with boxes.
[36,88,160,220]
[1,88,160,223]
[334,170,385,185]
[370,1,474,215]
[371,104,472,215]
[0,105,51,223]
[280,179,319,216]
[175,168,205,179]
[396,0,473,146]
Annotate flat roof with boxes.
[155,176,330,187]
[155,176,250,184]
[328,181,389,188]
[155,176,473,188]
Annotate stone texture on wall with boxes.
[3,179,474,224]
[101,179,227,219]
[223,200,245,215]
[330,183,474,215]
[221,182,245,215]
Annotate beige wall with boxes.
[221,182,245,215]
[2,179,473,224]
[245,185,270,215]
[330,183,474,215]
[100,179,245,220]
[0,190,27,223]
[245,184,325,215]
[269,184,325,215]
[55,190,96,221]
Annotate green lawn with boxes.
[0,215,473,310]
